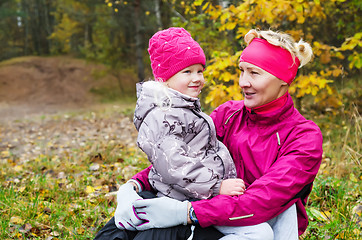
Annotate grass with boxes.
[0,99,361,239]
[300,102,362,239]
[1,146,149,239]
[304,177,361,239]
[0,104,149,239]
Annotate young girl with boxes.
[93,27,245,240]
[133,27,244,203]
[125,27,246,239]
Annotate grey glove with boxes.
[114,182,145,230]
[133,197,189,231]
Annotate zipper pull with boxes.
[276,132,281,146]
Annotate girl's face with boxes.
[239,61,288,109]
[165,64,205,98]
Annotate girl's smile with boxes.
[165,64,205,98]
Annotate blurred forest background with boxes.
[0,0,361,239]
[0,0,361,109]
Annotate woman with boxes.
[95,29,323,239]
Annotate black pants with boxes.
[93,192,224,240]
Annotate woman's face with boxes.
[165,64,205,98]
[239,61,288,109]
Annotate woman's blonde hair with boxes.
[244,29,313,68]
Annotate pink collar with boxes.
[246,92,288,114]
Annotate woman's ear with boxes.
[280,80,288,86]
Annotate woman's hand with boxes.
[219,178,246,196]
[114,182,145,230]
[133,197,189,231]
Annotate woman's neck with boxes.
[246,92,288,114]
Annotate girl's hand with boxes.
[219,178,246,196]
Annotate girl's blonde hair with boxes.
[244,29,313,68]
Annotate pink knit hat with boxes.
[148,27,206,82]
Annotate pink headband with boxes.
[239,38,300,84]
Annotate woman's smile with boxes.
[243,91,256,99]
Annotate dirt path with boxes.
[0,56,139,163]
[0,104,138,164]
[0,56,137,122]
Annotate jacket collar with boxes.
[245,92,288,114]
[134,81,201,130]
[167,87,201,111]
[246,92,295,125]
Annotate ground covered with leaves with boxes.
[0,104,361,239]
[0,105,150,239]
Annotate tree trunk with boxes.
[154,0,162,30]
[25,0,49,55]
[28,0,40,54]
[85,3,95,49]
[21,0,30,55]
[134,0,145,82]
[42,0,52,53]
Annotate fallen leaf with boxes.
[89,163,100,171]
[86,186,95,194]
[352,204,362,227]
[14,165,23,172]
[58,171,66,179]
[10,216,23,225]
[77,227,85,234]
[90,153,103,163]
[50,231,60,236]
[44,207,52,214]
[18,186,26,192]
[308,207,331,222]
[1,150,10,158]
[19,223,32,233]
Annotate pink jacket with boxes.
[132,93,323,235]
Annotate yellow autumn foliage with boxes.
[188,0,361,110]
[49,13,79,53]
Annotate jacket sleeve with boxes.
[192,124,323,227]
[137,109,222,199]
[131,166,153,192]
